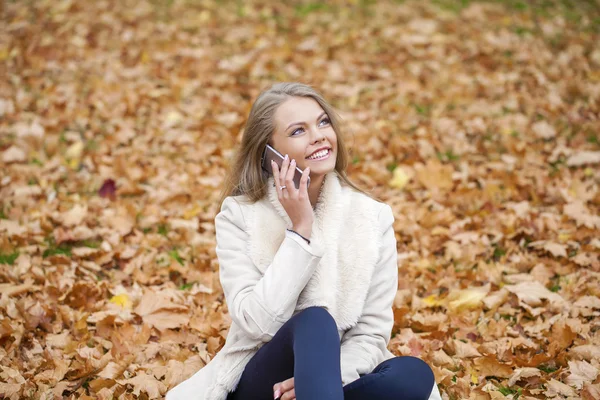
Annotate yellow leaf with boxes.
[423,294,442,307]
[389,167,410,189]
[183,204,203,219]
[431,226,449,236]
[110,293,132,309]
[199,10,211,22]
[67,158,80,170]
[470,369,479,384]
[584,168,593,177]
[558,232,571,243]
[65,141,84,160]
[447,285,490,312]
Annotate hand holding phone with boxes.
[261,144,314,238]
[262,144,310,189]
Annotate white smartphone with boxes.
[261,144,310,189]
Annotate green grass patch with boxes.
[41,237,102,258]
[436,150,460,162]
[0,251,20,265]
[158,224,168,237]
[295,3,329,17]
[493,245,506,260]
[413,103,431,116]
[587,133,599,145]
[168,249,185,266]
[498,385,522,398]
[538,364,559,373]
[179,281,196,290]
[43,244,72,258]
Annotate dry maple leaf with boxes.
[118,371,167,399]
[452,339,482,358]
[563,201,600,230]
[163,356,205,388]
[565,360,599,390]
[527,240,567,258]
[134,290,189,330]
[545,378,577,398]
[507,367,541,386]
[473,356,513,379]
[504,281,564,307]
[570,345,600,362]
[566,151,600,167]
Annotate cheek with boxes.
[329,131,338,148]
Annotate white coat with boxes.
[167,171,442,400]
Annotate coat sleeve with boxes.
[215,196,325,342]
[339,203,397,386]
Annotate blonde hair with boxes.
[218,82,371,206]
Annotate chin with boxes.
[307,161,336,176]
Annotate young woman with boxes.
[167,83,442,400]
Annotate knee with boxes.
[295,306,337,331]
[386,356,435,400]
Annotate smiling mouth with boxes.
[306,149,331,160]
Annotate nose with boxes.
[310,125,325,144]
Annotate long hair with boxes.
[218,82,371,206]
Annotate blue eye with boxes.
[319,118,330,126]
[291,127,304,136]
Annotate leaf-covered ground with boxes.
[1,0,600,398]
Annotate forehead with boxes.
[274,97,324,127]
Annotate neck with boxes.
[308,173,326,208]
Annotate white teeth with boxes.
[307,149,329,160]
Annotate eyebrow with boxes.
[285,112,327,131]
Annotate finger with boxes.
[286,159,297,190]
[299,167,310,196]
[273,383,282,399]
[280,154,289,183]
[271,160,282,196]
[281,388,295,400]
[280,377,294,392]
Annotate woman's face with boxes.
[270,96,337,177]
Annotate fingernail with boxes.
[284,154,288,160]
[274,389,281,399]
[291,159,296,164]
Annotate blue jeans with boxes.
[227,307,435,400]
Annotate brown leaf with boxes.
[473,356,513,378]
[118,371,167,399]
[545,378,577,398]
[565,360,599,390]
[570,345,600,362]
[163,356,205,388]
[505,281,564,307]
[507,367,541,386]
[452,340,481,358]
